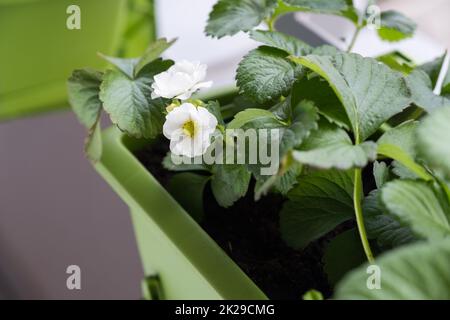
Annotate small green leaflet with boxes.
[249,30,312,56]
[237,46,302,104]
[211,164,251,208]
[283,0,357,22]
[381,180,450,241]
[335,239,450,299]
[416,106,450,180]
[227,108,283,129]
[373,161,390,189]
[302,289,324,300]
[280,169,354,249]
[377,121,433,181]
[292,120,377,170]
[99,38,175,78]
[205,0,278,38]
[363,190,416,249]
[67,68,103,129]
[134,38,176,76]
[67,68,104,162]
[290,53,411,142]
[406,69,450,112]
[377,10,417,42]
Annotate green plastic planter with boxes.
[0,0,154,120]
[94,89,267,300]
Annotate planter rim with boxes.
[94,87,267,299]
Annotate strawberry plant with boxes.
[68,0,450,299]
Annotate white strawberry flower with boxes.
[151,60,213,100]
[163,103,218,157]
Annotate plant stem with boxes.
[265,18,275,31]
[354,168,375,263]
[347,25,362,53]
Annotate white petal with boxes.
[197,107,218,132]
[163,106,191,138]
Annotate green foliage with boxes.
[291,53,411,141]
[292,120,377,170]
[377,10,417,42]
[363,190,416,249]
[99,60,171,138]
[250,30,311,56]
[280,169,354,249]
[205,0,278,38]
[67,69,103,129]
[335,239,450,299]
[417,106,450,180]
[211,164,251,207]
[406,69,450,112]
[377,121,433,181]
[237,46,302,104]
[323,229,366,286]
[380,180,450,241]
[69,0,450,300]
[302,289,324,300]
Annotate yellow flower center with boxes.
[183,120,196,137]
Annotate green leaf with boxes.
[373,161,390,189]
[377,51,415,74]
[227,108,283,129]
[406,69,450,112]
[377,10,417,42]
[377,121,433,181]
[291,76,351,130]
[417,106,450,180]
[237,46,302,104]
[99,59,172,138]
[134,38,176,76]
[381,180,450,241]
[99,38,175,78]
[98,53,139,79]
[254,157,303,200]
[205,0,278,38]
[204,100,225,126]
[211,164,251,207]
[283,0,349,14]
[67,69,103,129]
[249,30,312,56]
[230,100,318,189]
[280,169,354,249]
[290,53,411,141]
[167,173,210,223]
[363,190,416,249]
[302,289,324,300]
[323,229,366,286]
[279,100,319,155]
[335,239,450,299]
[292,121,377,170]
[273,161,303,194]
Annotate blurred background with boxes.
[0,0,448,299]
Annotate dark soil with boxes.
[135,138,352,300]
